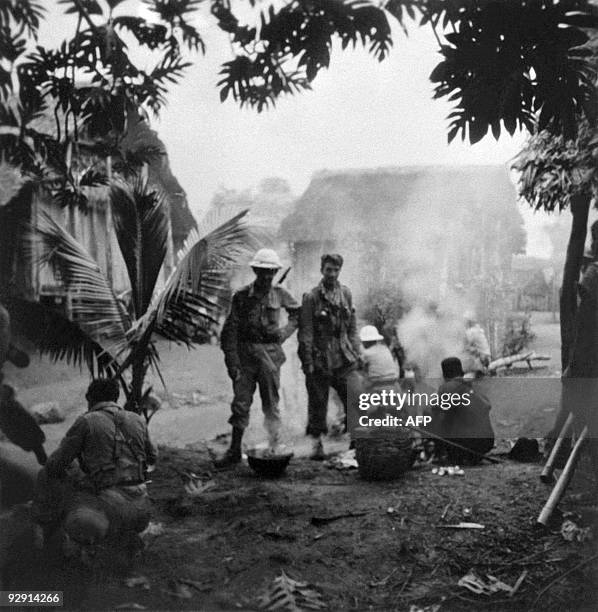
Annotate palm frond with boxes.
[132,208,256,345]
[6,298,120,377]
[110,177,169,318]
[32,212,130,356]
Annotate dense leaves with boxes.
[6,297,121,378]
[27,186,254,418]
[1,0,597,165]
[110,177,170,319]
[0,0,202,178]
[216,0,393,110]
[429,0,598,143]
[33,212,131,357]
[513,122,598,212]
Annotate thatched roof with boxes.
[280,165,523,249]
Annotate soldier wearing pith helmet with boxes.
[215,249,300,468]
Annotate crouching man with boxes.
[434,357,494,465]
[32,379,157,556]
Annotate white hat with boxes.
[249,248,282,269]
[359,325,384,342]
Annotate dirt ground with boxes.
[2,312,598,611]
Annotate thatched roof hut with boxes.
[280,165,525,301]
[0,119,197,304]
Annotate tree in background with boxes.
[514,26,598,372]
[514,122,598,370]
[1,0,596,181]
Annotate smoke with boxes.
[380,181,477,378]
[397,304,465,378]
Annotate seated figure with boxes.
[360,325,400,388]
[435,357,494,465]
[359,325,404,420]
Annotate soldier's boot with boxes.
[214,427,243,468]
[309,435,325,461]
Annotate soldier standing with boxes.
[215,249,300,468]
[298,254,362,460]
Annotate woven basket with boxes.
[353,427,415,481]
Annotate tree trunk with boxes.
[560,192,591,371]
[130,356,147,414]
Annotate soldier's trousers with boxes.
[305,365,361,437]
[32,468,151,544]
[228,355,282,431]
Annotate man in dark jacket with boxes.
[215,249,300,468]
[435,357,494,465]
[33,378,156,550]
[298,254,362,460]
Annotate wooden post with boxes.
[537,426,588,526]
[541,412,574,483]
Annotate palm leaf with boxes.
[110,177,170,318]
[5,298,120,377]
[132,208,256,345]
[32,212,130,356]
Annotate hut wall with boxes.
[1,185,174,306]
[0,185,33,300]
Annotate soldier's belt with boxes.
[240,334,280,343]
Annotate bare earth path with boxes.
[2,312,597,611]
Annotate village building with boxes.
[280,165,526,357]
[0,122,196,314]
[280,165,525,298]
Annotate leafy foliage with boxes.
[428,0,598,143]
[33,212,131,358]
[2,0,597,171]
[258,570,326,611]
[6,297,121,378]
[0,0,202,179]
[135,208,258,346]
[216,0,392,110]
[502,312,535,357]
[213,0,598,139]
[513,121,598,212]
[360,282,409,333]
[26,183,254,420]
[110,177,170,318]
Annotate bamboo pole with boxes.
[537,426,587,527]
[540,412,574,484]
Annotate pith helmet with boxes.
[249,248,282,270]
[359,325,384,342]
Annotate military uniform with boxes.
[298,282,361,437]
[220,283,300,430]
[34,401,157,543]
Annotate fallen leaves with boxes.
[560,519,592,543]
[258,571,326,611]
[458,570,528,597]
